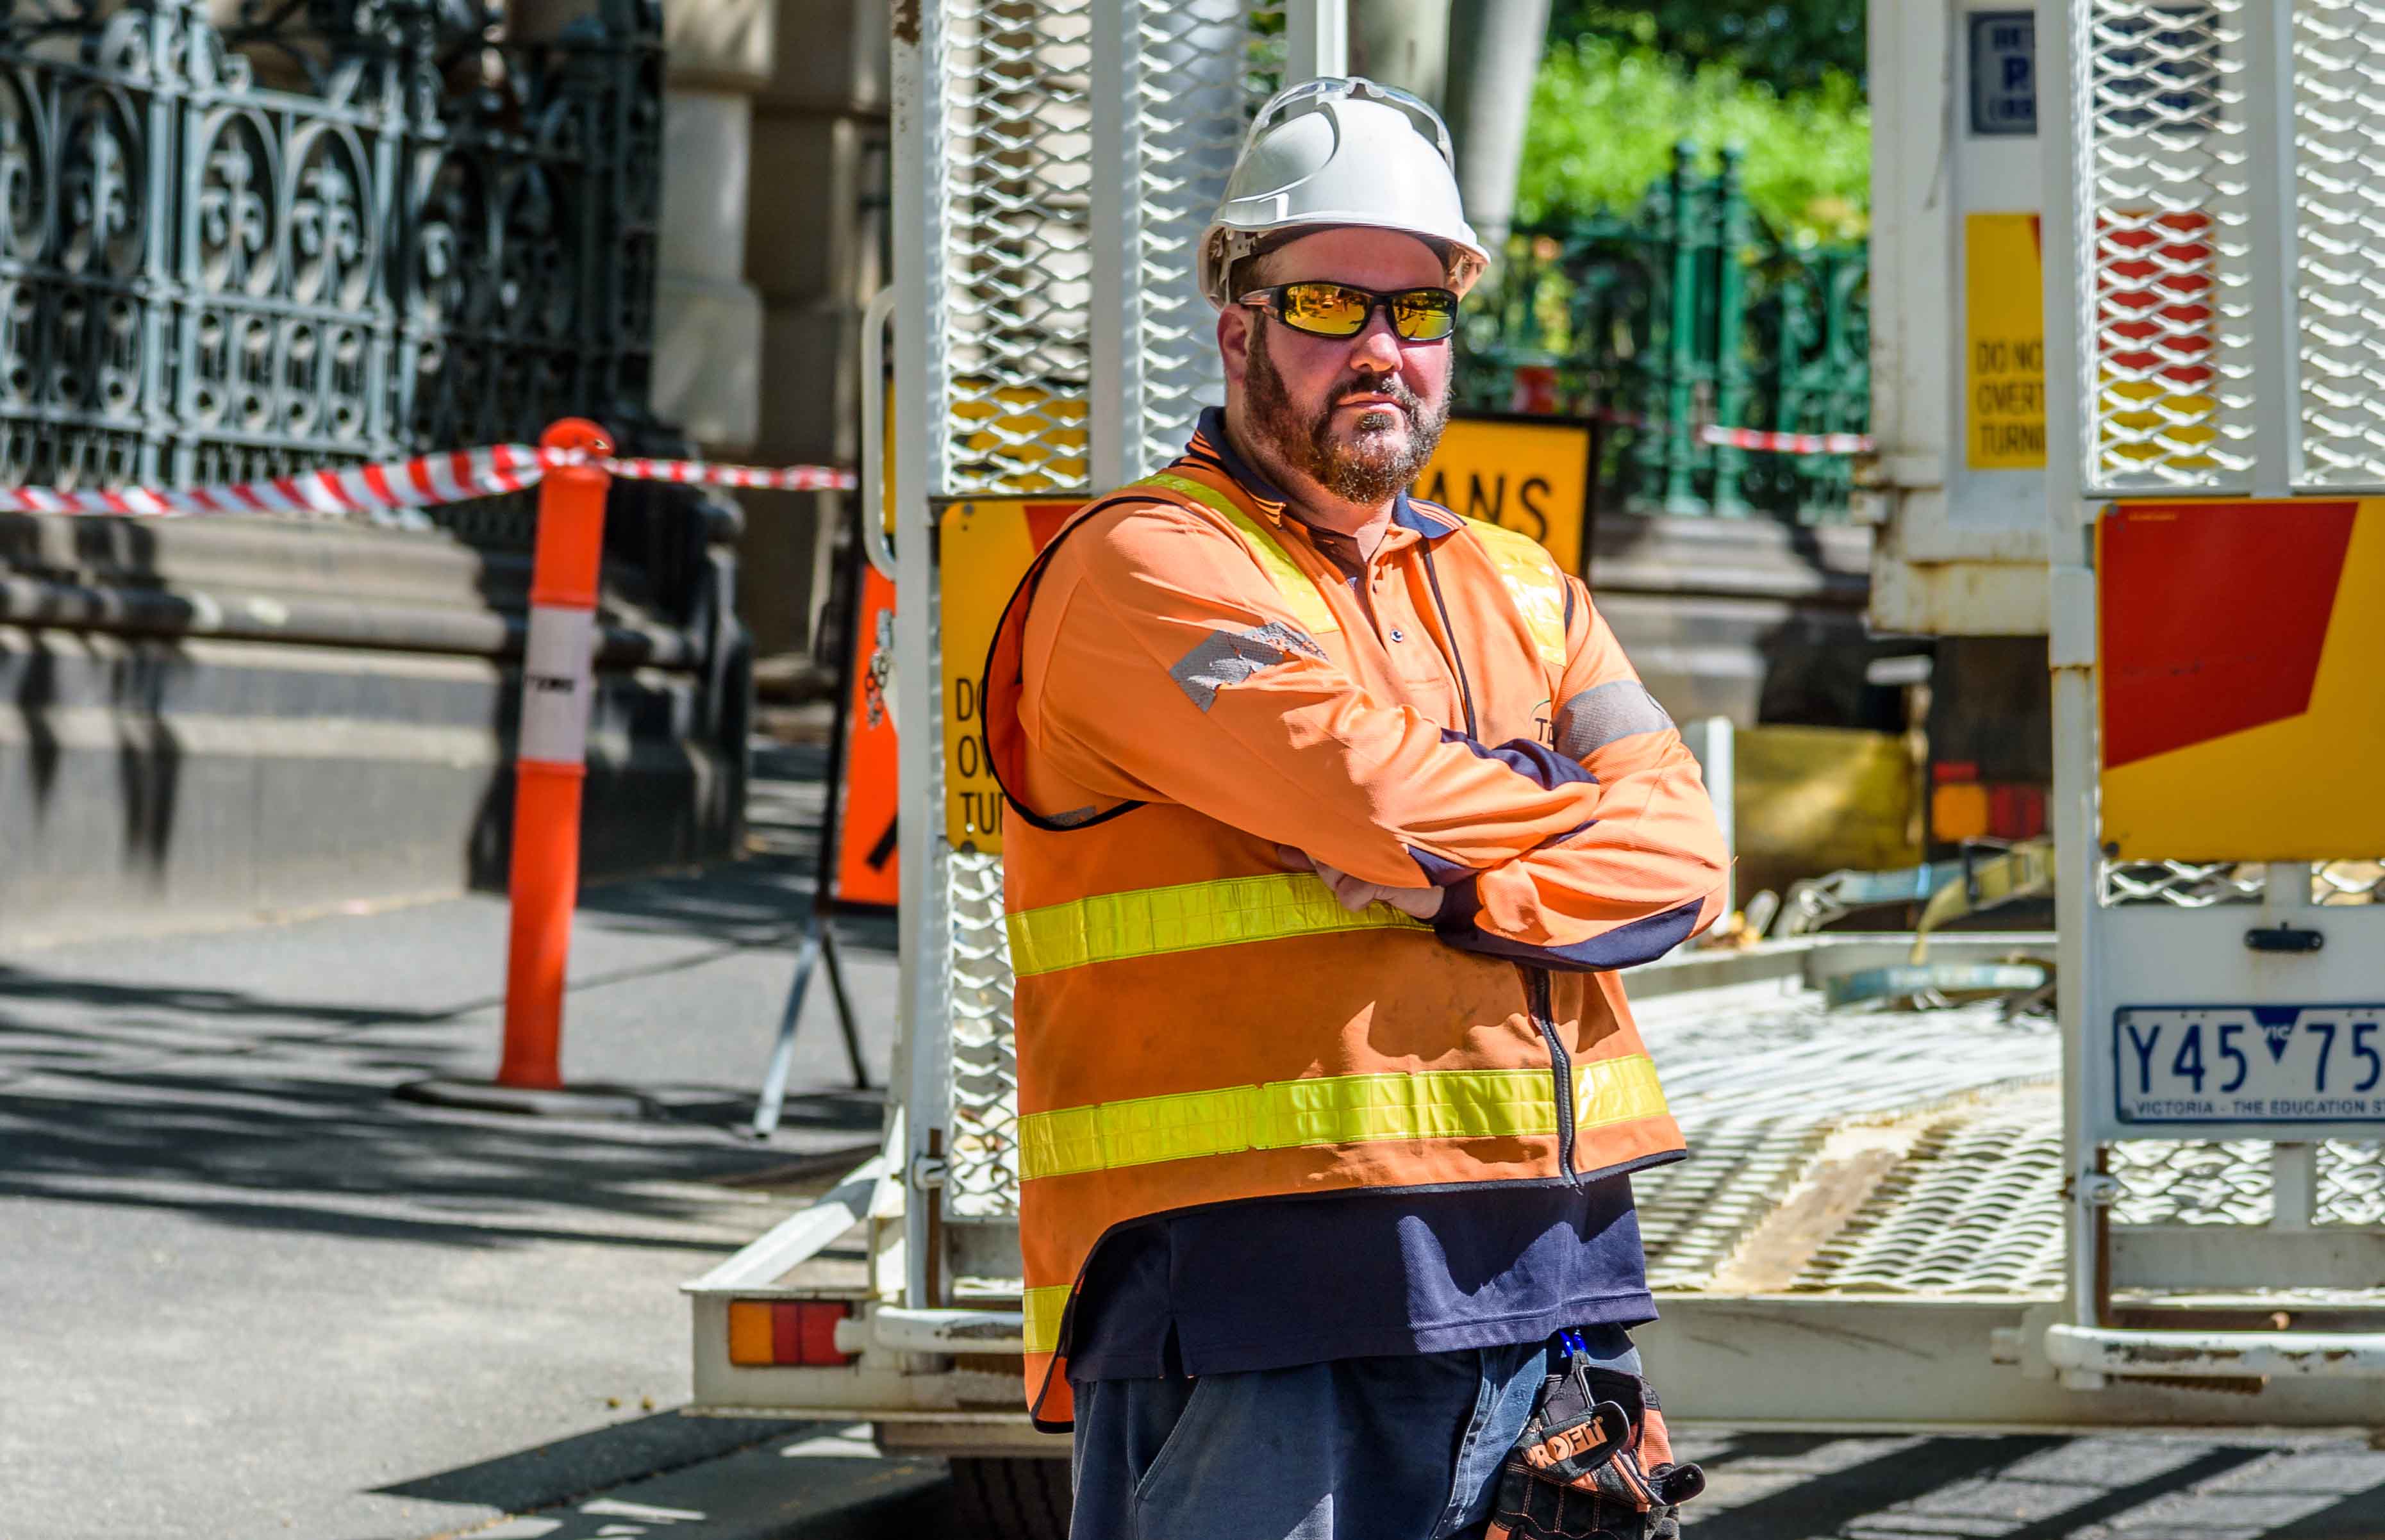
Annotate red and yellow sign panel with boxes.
[2100,497,2385,859]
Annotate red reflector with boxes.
[1932,760,1981,784]
[769,1301,854,1366]
[1984,783,2048,840]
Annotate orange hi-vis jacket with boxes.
[983,411,1729,1430]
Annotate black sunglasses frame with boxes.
[1236,282,1461,342]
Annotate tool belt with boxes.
[1486,1334,1706,1540]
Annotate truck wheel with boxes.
[949,1455,1072,1540]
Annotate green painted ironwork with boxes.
[1456,142,1871,524]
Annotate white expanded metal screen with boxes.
[1121,3,1283,472]
[2100,858,2384,906]
[2073,0,2385,492]
[2292,1,2385,484]
[2075,0,2253,490]
[927,0,1095,497]
[925,1,1284,1225]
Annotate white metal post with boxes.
[2034,0,2107,1345]
[1088,0,1142,493]
[1284,0,1348,79]
[890,0,948,1313]
[1681,717,1734,922]
[2238,0,2304,498]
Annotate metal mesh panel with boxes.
[2100,858,2385,905]
[1638,1118,1829,1291]
[1122,1,1274,473]
[932,0,1095,495]
[2314,859,2385,902]
[944,849,1019,1218]
[1791,1097,2070,1295]
[2110,1138,2275,1223]
[927,2,1282,1229]
[2293,1,2385,484]
[2317,1141,2385,1225]
[2075,0,2256,489]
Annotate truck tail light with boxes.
[727,1300,854,1367]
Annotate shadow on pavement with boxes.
[376,1411,796,1515]
[1681,1432,2385,1540]
[0,1063,879,1250]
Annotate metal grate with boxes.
[2075,0,2255,490]
[2100,858,2385,906]
[931,0,1095,495]
[1119,1,1275,474]
[927,1,1283,1231]
[1791,1095,2070,1295]
[944,849,1019,1217]
[1638,1118,1829,1291]
[2110,1138,2274,1224]
[2315,859,2385,902]
[2317,1141,2385,1226]
[2292,1,2385,485]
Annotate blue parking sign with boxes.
[1971,11,2036,136]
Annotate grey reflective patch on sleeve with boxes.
[1046,804,1102,828]
[1555,679,1674,759]
[1168,621,1325,712]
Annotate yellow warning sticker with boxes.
[1965,213,2047,469]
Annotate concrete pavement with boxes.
[0,739,907,1540]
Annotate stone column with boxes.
[740,0,889,663]
[651,0,776,452]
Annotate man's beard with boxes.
[1245,322,1450,506]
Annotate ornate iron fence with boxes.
[1457,143,1870,524]
[0,0,661,534]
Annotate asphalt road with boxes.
[0,741,914,1539]
[6,736,2384,1539]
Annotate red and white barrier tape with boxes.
[1698,424,1874,456]
[1542,404,1871,456]
[0,443,855,519]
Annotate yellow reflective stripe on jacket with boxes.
[1007,871,1427,979]
[1023,1284,1072,1355]
[1018,1055,1667,1182]
[1138,471,1342,636]
[1463,518,1570,672]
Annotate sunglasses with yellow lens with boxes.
[1237,281,1460,343]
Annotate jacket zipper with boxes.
[1525,966,1580,1184]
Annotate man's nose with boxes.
[1346,314,1405,372]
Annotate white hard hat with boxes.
[1197,76,1490,310]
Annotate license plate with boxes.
[2114,1006,2385,1124]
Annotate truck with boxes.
[685,4,2385,1534]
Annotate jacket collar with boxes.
[1184,406,1458,541]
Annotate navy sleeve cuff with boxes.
[1433,893,1707,973]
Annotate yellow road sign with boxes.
[938,497,1084,853]
[1411,413,1593,574]
[1965,213,2047,470]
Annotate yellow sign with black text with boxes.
[1965,212,2047,469]
[1411,415,1593,574]
[938,497,1084,854]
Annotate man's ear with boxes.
[1218,305,1252,388]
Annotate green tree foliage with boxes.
[1548,1,1866,93]
[1515,34,1870,244]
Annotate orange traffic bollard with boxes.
[495,418,613,1091]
